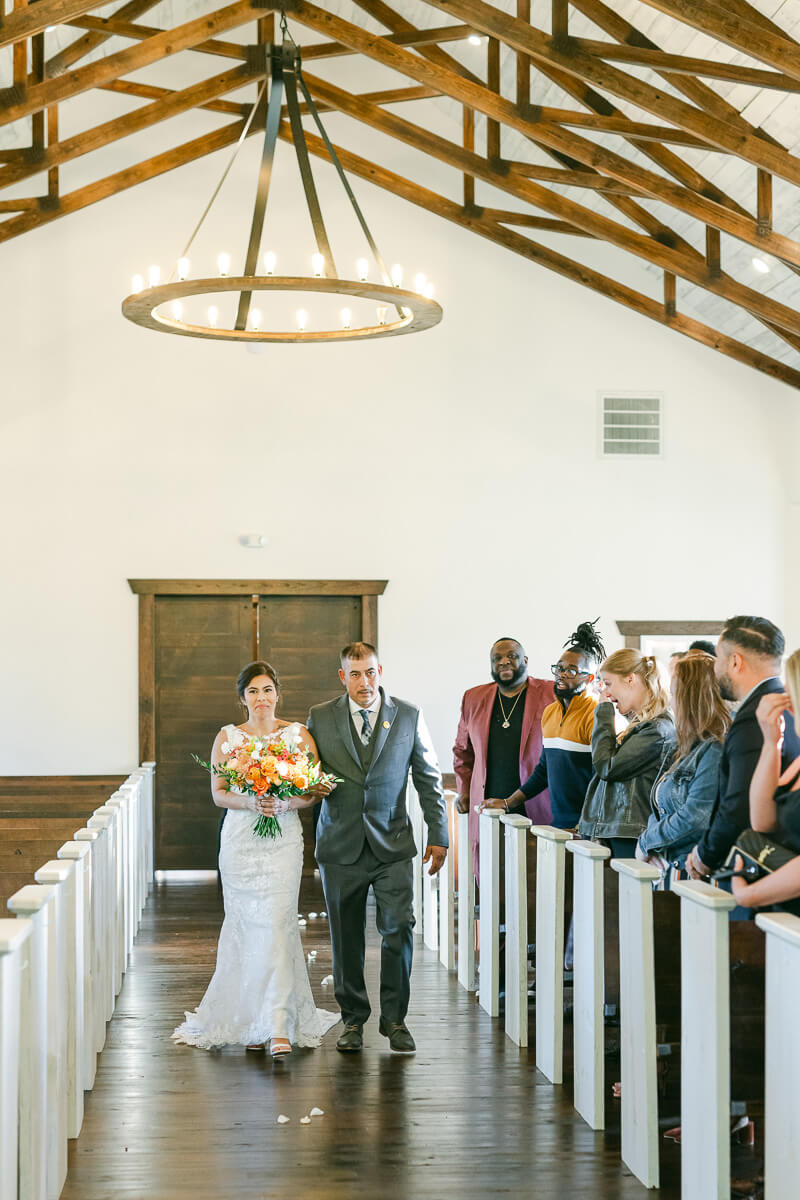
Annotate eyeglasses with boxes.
[550,663,587,679]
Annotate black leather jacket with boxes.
[578,702,676,841]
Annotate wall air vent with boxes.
[600,392,662,457]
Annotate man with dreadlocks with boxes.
[481,621,606,830]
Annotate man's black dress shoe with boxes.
[336,1024,363,1053]
[378,1017,416,1053]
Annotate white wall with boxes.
[1,133,794,774]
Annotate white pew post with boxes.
[0,919,32,1200]
[501,813,532,1047]
[439,792,457,971]
[120,776,140,944]
[566,839,611,1130]
[456,809,476,991]
[129,772,146,921]
[39,856,84,1141]
[58,841,92,1093]
[8,884,55,1200]
[141,761,156,894]
[422,831,439,954]
[86,813,115,1022]
[105,793,130,975]
[92,805,122,998]
[33,862,73,1197]
[531,825,571,1084]
[74,827,106,1060]
[407,782,423,936]
[755,912,800,1200]
[612,858,661,1191]
[671,880,735,1200]
[478,809,503,1017]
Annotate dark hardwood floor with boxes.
[63,876,680,1199]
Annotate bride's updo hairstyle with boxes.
[236,660,281,705]
[601,648,670,733]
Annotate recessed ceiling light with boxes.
[752,256,770,274]
[468,34,482,45]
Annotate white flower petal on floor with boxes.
[308,912,318,919]
[320,912,327,918]
[298,918,307,926]
[277,1115,290,1124]
[310,1107,324,1117]
[300,1116,312,1125]
[321,975,333,985]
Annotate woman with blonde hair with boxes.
[579,648,676,857]
[636,652,731,873]
[731,647,800,913]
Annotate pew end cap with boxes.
[530,825,572,843]
[0,917,32,953]
[672,879,736,910]
[7,883,56,914]
[756,911,800,947]
[566,839,609,859]
[611,859,660,881]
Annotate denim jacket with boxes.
[638,738,723,866]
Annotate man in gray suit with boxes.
[308,642,448,1053]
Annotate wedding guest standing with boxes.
[636,651,730,875]
[687,615,800,878]
[309,643,448,1054]
[579,649,676,857]
[453,637,554,865]
[731,647,800,913]
[480,620,605,830]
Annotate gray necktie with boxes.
[358,709,372,744]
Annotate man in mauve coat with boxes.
[453,638,554,868]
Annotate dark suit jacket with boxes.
[696,677,800,870]
[308,689,448,866]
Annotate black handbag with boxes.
[719,828,798,880]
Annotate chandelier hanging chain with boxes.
[235,42,287,330]
[283,48,338,279]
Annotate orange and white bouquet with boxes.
[194,725,338,838]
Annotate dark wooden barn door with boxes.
[133,581,385,871]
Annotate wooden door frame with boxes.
[128,579,388,761]
[616,619,724,650]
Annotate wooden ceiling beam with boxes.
[634,0,800,79]
[525,107,710,149]
[298,72,800,337]
[479,209,594,234]
[0,0,272,128]
[0,64,257,191]
[286,121,800,391]
[63,14,250,60]
[349,0,483,86]
[504,163,640,194]
[289,3,800,269]
[97,76,249,115]
[0,0,106,50]
[414,0,800,181]
[574,37,800,93]
[46,0,162,76]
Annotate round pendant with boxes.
[502,720,510,729]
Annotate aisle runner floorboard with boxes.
[62,877,677,1198]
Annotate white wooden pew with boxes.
[0,919,32,1200]
[671,879,736,1200]
[478,809,503,1017]
[501,813,531,1047]
[74,827,106,1064]
[58,841,93,1093]
[566,838,610,1130]
[756,911,800,1200]
[36,859,84,1142]
[87,810,116,1019]
[456,809,476,992]
[531,825,571,1084]
[7,884,55,1200]
[612,858,660,1191]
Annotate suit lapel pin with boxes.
[383,720,390,728]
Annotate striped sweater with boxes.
[517,690,598,829]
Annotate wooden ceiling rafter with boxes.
[287,3,800,272]
[3,0,800,385]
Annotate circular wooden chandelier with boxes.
[122,20,442,345]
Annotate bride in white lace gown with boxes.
[173,661,340,1056]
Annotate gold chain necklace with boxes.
[497,688,524,729]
